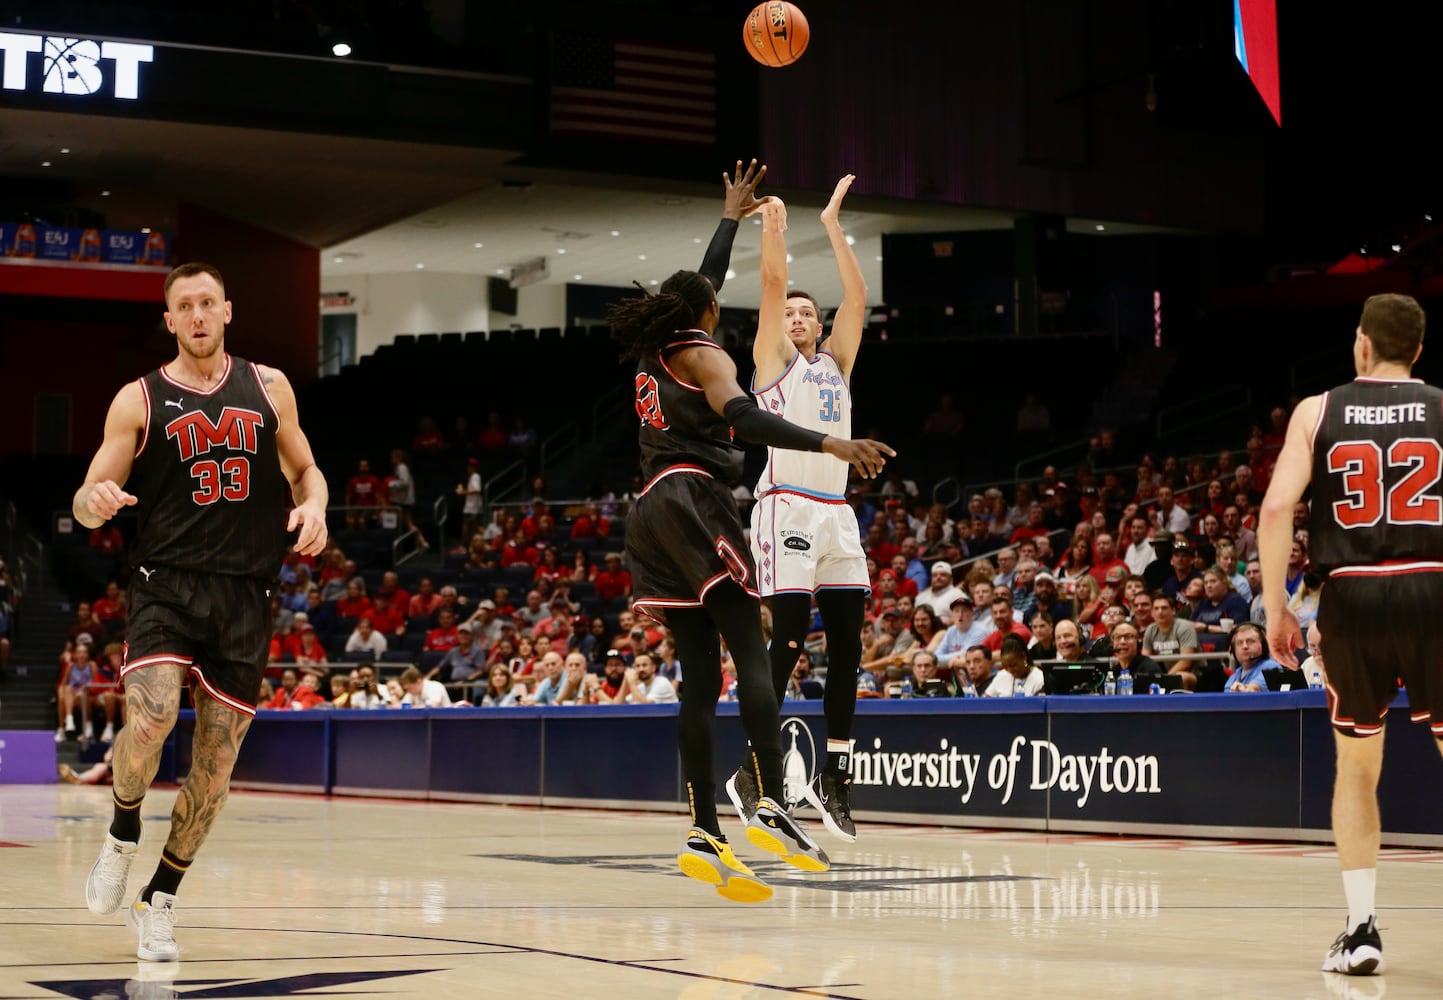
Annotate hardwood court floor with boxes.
[1,784,1437,999]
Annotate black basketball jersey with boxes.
[127,354,290,579]
[634,332,744,485]
[1310,376,1443,572]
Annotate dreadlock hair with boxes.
[609,269,717,361]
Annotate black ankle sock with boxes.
[109,792,143,843]
[826,750,852,777]
[687,782,722,838]
[142,849,189,903]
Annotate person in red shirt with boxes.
[374,570,409,613]
[594,552,632,606]
[336,579,373,620]
[490,586,516,619]
[1086,530,1129,587]
[407,577,440,619]
[92,581,127,622]
[981,593,1034,657]
[569,502,611,542]
[344,459,384,529]
[425,608,461,652]
[317,548,349,586]
[1009,504,1050,546]
[885,559,920,598]
[519,498,548,541]
[89,525,125,556]
[68,602,104,645]
[500,530,539,568]
[533,546,568,586]
[369,593,406,637]
[412,416,447,452]
[864,522,898,568]
[477,411,508,451]
[262,668,325,710]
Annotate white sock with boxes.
[827,738,855,773]
[1342,868,1376,930]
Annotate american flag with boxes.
[551,34,716,146]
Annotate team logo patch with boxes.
[781,717,818,811]
[783,536,811,551]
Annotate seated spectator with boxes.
[1054,535,1093,597]
[569,502,611,542]
[515,590,550,631]
[89,524,125,556]
[1087,531,1128,587]
[1028,612,1056,660]
[463,533,493,570]
[1010,558,1040,620]
[1108,621,1163,686]
[57,641,97,742]
[1151,486,1192,535]
[553,652,593,705]
[1287,570,1323,641]
[1071,575,1106,639]
[374,570,409,611]
[66,601,103,646]
[935,594,993,673]
[861,608,916,675]
[464,599,504,645]
[1160,536,1202,599]
[479,663,524,707]
[915,561,963,617]
[1087,603,1130,658]
[591,650,630,704]
[385,677,405,705]
[526,651,569,704]
[595,552,633,606]
[1190,568,1251,652]
[500,529,539,568]
[782,650,818,700]
[295,626,330,668]
[348,664,386,709]
[1223,622,1282,692]
[399,665,453,707]
[424,608,461,653]
[1031,571,1073,624]
[329,673,353,707]
[910,605,945,654]
[431,621,487,686]
[1144,591,1201,691]
[87,642,125,743]
[477,410,508,451]
[368,594,406,638]
[1009,504,1049,546]
[909,648,953,697]
[1051,619,1093,666]
[412,416,447,452]
[992,548,1018,589]
[92,581,127,624]
[408,577,441,619]
[569,549,598,586]
[534,546,568,586]
[345,618,388,658]
[956,644,995,696]
[623,652,678,704]
[984,634,1044,697]
[1122,515,1156,577]
[982,592,1034,657]
[336,578,373,620]
[320,558,356,602]
[263,668,325,710]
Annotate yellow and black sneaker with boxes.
[746,797,829,872]
[677,828,773,903]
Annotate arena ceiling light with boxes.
[332,42,352,57]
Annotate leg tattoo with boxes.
[164,690,252,862]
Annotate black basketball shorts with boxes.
[1317,565,1443,738]
[625,467,759,625]
[121,566,273,715]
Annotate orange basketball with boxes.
[743,1,809,68]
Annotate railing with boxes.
[539,421,579,478]
[483,459,527,509]
[1013,436,1094,481]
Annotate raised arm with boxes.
[753,194,796,386]
[818,174,867,379]
[698,158,766,291]
[257,364,330,557]
[73,382,144,529]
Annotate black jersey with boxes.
[127,354,290,579]
[634,332,744,486]
[1310,376,1443,573]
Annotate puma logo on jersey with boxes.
[137,566,154,581]
[164,399,184,409]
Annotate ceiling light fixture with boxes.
[610,230,620,237]
[332,42,352,57]
[60,147,70,154]
[473,242,483,248]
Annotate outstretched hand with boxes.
[1267,609,1303,668]
[821,173,855,227]
[722,158,767,220]
[823,437,895,479]
[287,499,329,557]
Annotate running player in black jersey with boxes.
[73,262,329,961]
[610,194,892,902]
[1261,292,1441,977]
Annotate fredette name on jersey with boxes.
[1342,403,1430,426]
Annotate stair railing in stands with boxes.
[539,422,579,478]
[483,459,527,512]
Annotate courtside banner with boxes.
[431,708,544,801]
[543,704,680,805]
[716,700,1051,822]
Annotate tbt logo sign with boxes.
[0,32,154,99]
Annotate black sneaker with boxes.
[1322,917,1384,976]
[801,770,857,842]
[725,765,759,824]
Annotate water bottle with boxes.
[1119,667,1133,697]
[1014,677,1025,697]
[1308,667,1324,690]
[962,678,978,698]
[1103,670,1116,696]
[900,676,913,699]
[1148,682,1161,696]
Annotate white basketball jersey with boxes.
[752,350,849,499]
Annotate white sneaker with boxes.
[55,727,65,743]
[86,826,143,915]
[64,716,76,733]
[126,890,180,962]
[83,721,95,741]
[101,724,116,743]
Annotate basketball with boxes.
[743,1,810,68]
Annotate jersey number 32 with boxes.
[1327,438,1443,528]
